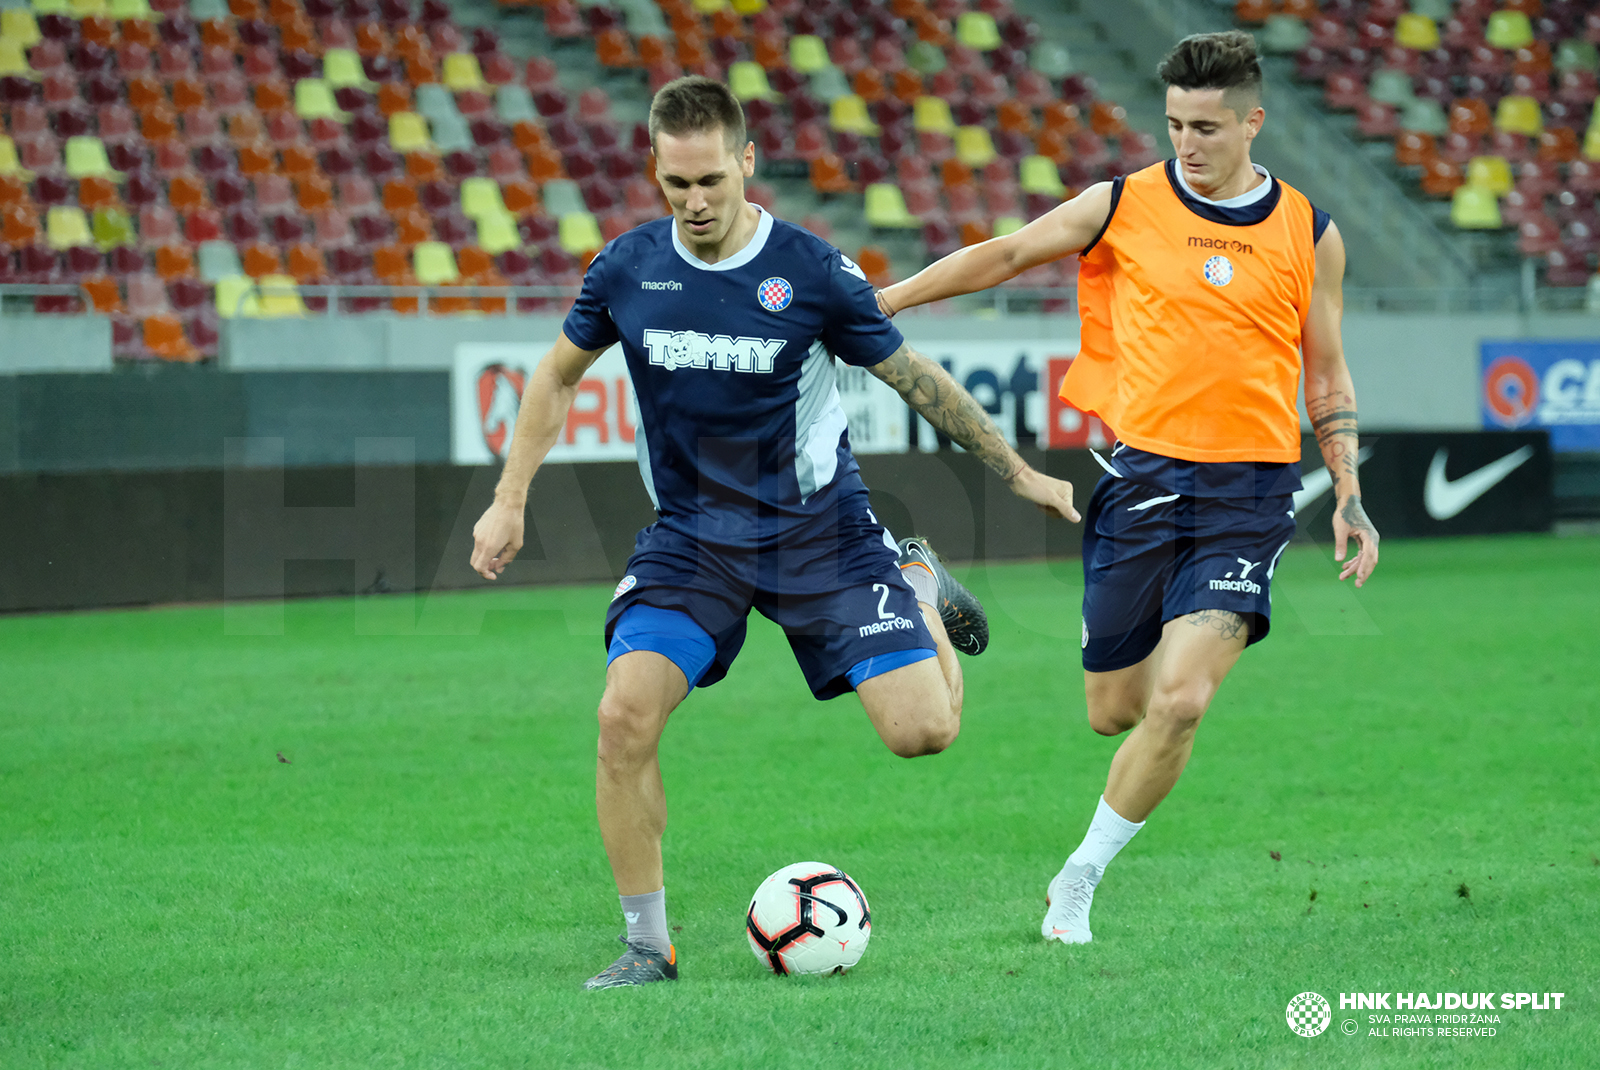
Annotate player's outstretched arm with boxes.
[875,182,1115,317]
[470,333,609,580]
[1303,222,1379,587]
[868,343,1080,522]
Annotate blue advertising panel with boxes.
[1481,339,1600,452]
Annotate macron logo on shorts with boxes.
[859,616,917,638]
[1209,557,1263,595]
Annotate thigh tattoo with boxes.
[1185,609,1248,641]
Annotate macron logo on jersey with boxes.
[641,280,683,291]
[642,329,784,374]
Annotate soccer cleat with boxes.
[897,537,989,656]
[1042,861,1100,945]
[582,936,679,990]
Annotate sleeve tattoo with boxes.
[869,343,1025,482]
[1306,389,1360,489]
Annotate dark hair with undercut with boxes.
[648,75,747,155]
[1157,31,1263,119]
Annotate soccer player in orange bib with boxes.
[876,31,1380,943]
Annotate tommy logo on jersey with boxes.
[1202,256,1234,286]
[757,276,793,312]
[642,329,785,373]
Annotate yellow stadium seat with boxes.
[389,112,432,152]
[1394,13,1439,51]
[993,216,1024,238]
[30,0,70,15]
[0,136,23,175]
[442,53,486,92]
[829,93,880,135]
[256,274,307,317]
[215,275,258,318]
[730,0,765,13]
[955,11,1001,51]
[413,241,459,285]
[1465,155,1512,196]
[2,10,41,47]
[323,49,372,89]
[64,136,113,178]
[1018,155,1066,197]
[954,125,997,167]
[476,211,521,255]
[863,183,921,228]
[0,39,29,78]
[728,61,774,102]
[1493,95,1542,136]
[1449,185,1502,229]
[46,206,92,249]
[67,0,108,16]
[1484,10,1533,51]
[1583,128,1600,161]
[459,177,505,220]
[789,34,830,74]
[91,206,135,250]
[690,0,726,11]
[294,80,343,121]
[107,0,153,16]
[558,211,604,255]
[912,95,956,135]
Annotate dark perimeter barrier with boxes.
[0,434,1551,615]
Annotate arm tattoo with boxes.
[1306,389,1361,490]
[1186,609,1248,641]
[869,343,1025,482]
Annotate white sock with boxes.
[900,561,938,607]
[620,887,670,953]
[1065,796,1145,878]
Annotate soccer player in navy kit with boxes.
[469,77,1080,988]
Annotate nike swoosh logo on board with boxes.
[1291,447,1374,514]
[1424,446,1535,520]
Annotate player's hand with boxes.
[1332,494,1379,587]
[1008,466,1081,522]
[470,497,526,580]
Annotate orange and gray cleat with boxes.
[583,937,679,990]
[897,537,989,656]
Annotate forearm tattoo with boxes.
[1186,609,1248,640]
[1306,389,1361,491]
[871,344,1025,481]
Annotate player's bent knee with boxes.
[595,689,666,761]
[1144,687,1211,737]
[878,701,959,758]
[1087,702,1141,737]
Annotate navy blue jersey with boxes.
[561,209,904,550]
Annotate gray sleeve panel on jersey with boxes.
[793,339,849,503]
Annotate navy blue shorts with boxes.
[1080,473,1297,673]
[603,500,937,700]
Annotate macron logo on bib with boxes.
[642,329,784,373]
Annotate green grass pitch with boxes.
[2,535,1596,1069]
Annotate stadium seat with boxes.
[955,11,1000,51]
[789,34,829,74]
[1394,13,1440,50]
[1260,14,1310,54]
[1450,184,1502,229]
[81,274,123,312]
[295,80,344,121]
[63,136,114,178]
[729,61,774,101]
[863,182,921,228]
[389,112,432,152]
[1554,39,1598,75]
[92,206,135,249]
[46,206,94,249]
[1484,10,1534,51]
[1495,96,1543,136]
[954,125,997,167]
[197,239,242,282]
[413,240,458,284]
[154,243,196,279]
[143,313,199,360]
[254,273,305,317]
[1465,154,1513,195]
[1400,98,1449,136]
[475,210,520,254]
[214,273,259,316]
[1369,67,1416,106]
[830,94,880,135]
[557,210,602,254]
[442,52,486,92]
[913,95,956,135]
[1018,154,1066,197]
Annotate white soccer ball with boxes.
[745,861,872,976]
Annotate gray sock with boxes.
[900,562,939,607]
[620,888,670,953]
